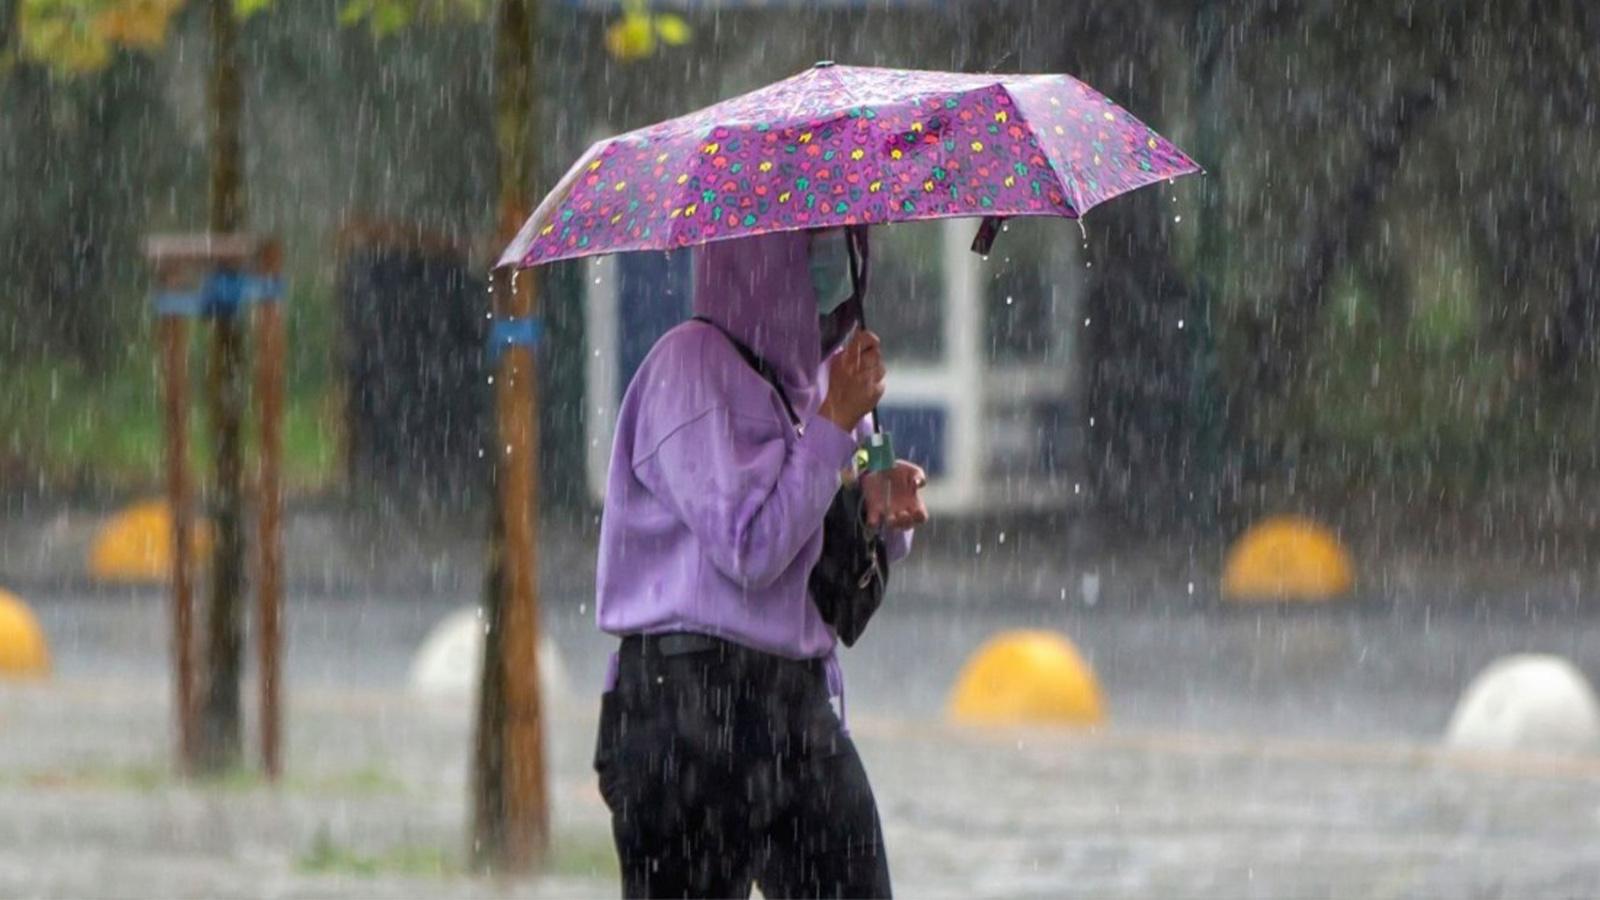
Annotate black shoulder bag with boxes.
[692,316,888,646]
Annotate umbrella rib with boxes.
[500,139,609,269]
[994,83,1085,218]
[824,65,862,109]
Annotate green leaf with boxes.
[653,13,691,46]
[370,0,411,36]
[233,0,273,18]
[337,0,367,26]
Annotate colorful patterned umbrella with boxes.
[497,62,1201,270]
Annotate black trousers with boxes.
[594,634,891,899]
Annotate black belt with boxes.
[622,632,728,657]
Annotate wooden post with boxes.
[254,241,285,780]
[195,0,249,776]
[160,302,198,774]
[199,300,247,773]
[495,263,548,869]
[472,0,548,873]
[147,234,280,781]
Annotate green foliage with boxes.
[338,0,486,38]
[19,0,186,74]
[0,346,166,491]
[16,0,482,74]
[1275,246,1598,497]
[0,305,340,495]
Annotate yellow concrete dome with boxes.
[0,589,50,678]
[947,630,1105,726]
[1221,516,1354,603]
[88,499,212,584]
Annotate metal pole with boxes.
[254,242,285,780]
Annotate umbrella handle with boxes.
[845,226,896,471]
[844,226,883,438]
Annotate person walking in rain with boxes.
[592,227,927,898]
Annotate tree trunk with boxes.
[0,0,15,54]
[1037,4,1214,535]
[1081,191,1204,535]
[1236,76,1450,403]
[196,0,247,775]
[471,519,509,860]
[472,0,548,874]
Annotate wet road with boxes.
[7,599,1600,899]
[30,576,1600,744]
[9,515,1600,897]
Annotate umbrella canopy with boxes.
[497,63,1200,270]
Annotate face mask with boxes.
[808,230,853,316]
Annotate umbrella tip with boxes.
[813,60,835,69]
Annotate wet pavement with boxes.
[5,665,1600,899]
[5,510,1600,897]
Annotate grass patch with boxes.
[0,355,166,492]
[299,828,457,879]
[546,830,621,880]
[296,828,619,882]
[5,761,407,798]
[0,344,339,496]
[289,764,408,797]
[12,763,167,792]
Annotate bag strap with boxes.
[690,316,801,428]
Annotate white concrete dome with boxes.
[1444,654,1600,755]
[408,606,566,702]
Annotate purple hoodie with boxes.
[595,230,911,697]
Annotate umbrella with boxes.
[497,62,1200,270]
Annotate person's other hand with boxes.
[818,329,885,431]
[861,460,929,530]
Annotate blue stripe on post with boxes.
[488,317,544,363]
[204,272,283,312]
[150,272,284,318]
[154,290,207,317]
